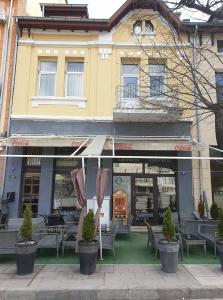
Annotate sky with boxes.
[68,0,208,21]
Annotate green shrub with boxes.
[198,199,205,219]
[163,207,175,241]
[217,208,223,240]
[82,209,96,241]
[20,205,33,241]
[210,202,219,220]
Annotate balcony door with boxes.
[121,64,139,108]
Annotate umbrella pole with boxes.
[98,158,103,260]
[82,158,85,183]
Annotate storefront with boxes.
[2,120,194,221]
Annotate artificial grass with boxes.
[0,233,219,265]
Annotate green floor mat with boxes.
[0,233,219,265]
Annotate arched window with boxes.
[145,20,154,33]
[133,20,142,34]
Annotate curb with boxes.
[1,287,223,300]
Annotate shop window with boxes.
[66,62,84,97]
[38,61,57,96]
[122,64,139,98]
[145,164,174,174]
[149,64,166,98]
[210,148,223,208]
[113,163,143,173]
[217,40,223,53]
[25,148,42,167]
[54,149,81,210]
[133,20,142,34]
[215,71,223,104]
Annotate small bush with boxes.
[198,199,205,219]
[163,207,175,241]
[210,202,219,220]
[82,209,96,241]
[20,205,33,241]
[217,208,223,240]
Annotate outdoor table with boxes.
[182,233,206,256]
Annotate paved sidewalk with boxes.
[0,264,223,299]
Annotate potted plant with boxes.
[158,207,179,273]
[15,205,37,275]
[217,208,223,271]
[78,209,99,275]
[210,202,219,220]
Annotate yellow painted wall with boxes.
[11,10,203,119]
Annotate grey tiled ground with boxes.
[0,264,223,299]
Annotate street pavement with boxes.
[0,264,223,299]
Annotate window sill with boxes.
[31,96,87,108]
[132,32,156,37]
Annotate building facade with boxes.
[2,0,223,226]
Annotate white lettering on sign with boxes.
[174,145,192,151]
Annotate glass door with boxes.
[133,177,159,225]
[21,174,40,217]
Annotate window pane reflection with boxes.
[113,163,143,173]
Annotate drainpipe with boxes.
[0,17,19,202]
[192,25,205,212]
[0,0,14,131]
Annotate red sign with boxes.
[174,144,192,151]
[12,139,29,147]
[115,143,133,150]
[71,140,84,147]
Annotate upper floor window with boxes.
[133,20,142,34]
[66,62,84,97]
[145,20,154,33]
[149,64,166,98]
[38,61,57,96]
[217,40,223,53]
[122,64,139,98]
[216,71,223,104]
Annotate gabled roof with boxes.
[17,0,181,34]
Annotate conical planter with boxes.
[15,241,37,275]
[217,240,223,271]
[78,240,99,275]
[158,239,179,273]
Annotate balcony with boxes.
[113,85,183,122]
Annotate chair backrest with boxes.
[111,222,119,236]
[199,224,217,234]
[1,214,8,226]
[0,231,18,248]
[128,214,133,227]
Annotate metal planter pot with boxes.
[217,240,223,272]
[15,241,37,275]
[158,239,179,273]
[78,240,99,275]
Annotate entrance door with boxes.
[21,174,40,217]
[132,175,176,225]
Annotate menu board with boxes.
[113,189,128,225]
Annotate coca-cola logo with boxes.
[12,139,29,146]
[174,145,192,151]
[71,141,84,147]
[115,143,133,150]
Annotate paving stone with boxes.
[0,290,6,300]
[129,288,159,300]
[158,288,189,300]
[98,289,129,300]
[6,290,36,300]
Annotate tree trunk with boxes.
[214,110,223,149]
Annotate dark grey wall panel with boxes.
[10,120,192,137]
[3,147,23,217]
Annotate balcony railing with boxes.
[115,84,180,111]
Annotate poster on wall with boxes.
[113,176,131,214]
[113,189,128,224]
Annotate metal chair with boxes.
[116,214,133,239]
[0,214,8,230]
[97,222,119,257]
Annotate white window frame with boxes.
[122,64,139,99]
[65,61,84,98]
[217,40,223,53]
[38,60,57,97]
[149,64,166,100]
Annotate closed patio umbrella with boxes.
[71,168,87,252]
[95,168,109,260]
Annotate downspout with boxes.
[192,25,205,211]
[0,17,19,201]
[0,0,14,130]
